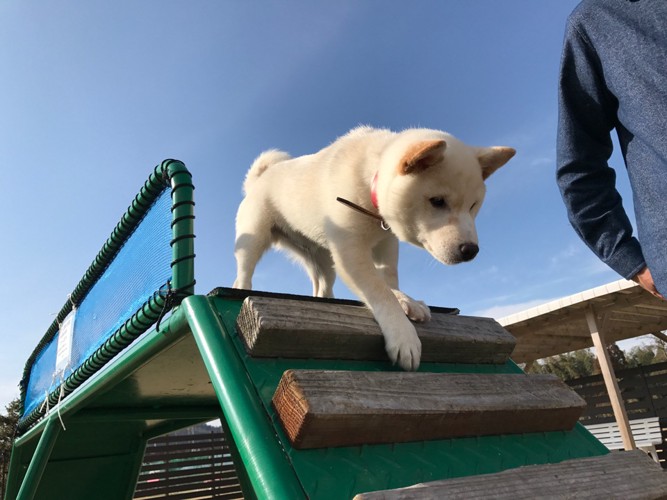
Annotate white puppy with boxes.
[233,127,515,370]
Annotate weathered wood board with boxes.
[272,370,586,449]
[236,296,516,364]
[353,450,667,500]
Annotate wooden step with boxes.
[236,296,516,364]
[272,370,585,449]
[354,450,667,499]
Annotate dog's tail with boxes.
[243,149,291,194]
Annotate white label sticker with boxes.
[55,308,76,374]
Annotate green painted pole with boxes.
[164,161,195,296]
[4,442,23,500]
[15,417,60,500]
[182,295,305,500]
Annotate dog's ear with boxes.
[399,139,447,175]
[477,146,516,179]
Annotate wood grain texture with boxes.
[272,370,586,449]
[354,450,667,499]
[236,296,515,364]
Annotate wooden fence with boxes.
[134,426,243,500]
[566,361,667,424]
[566,360,667,468]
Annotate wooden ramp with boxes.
[242,295,585,450]
[235,293,667,498]
[10,288,666,500]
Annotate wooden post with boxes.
[585,305,636,450]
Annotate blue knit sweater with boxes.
[556,0,667,294]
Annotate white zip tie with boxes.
[56,377,67,431]
[39,369,58,414]
[39,390,50,414]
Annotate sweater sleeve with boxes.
[556,20,645,279]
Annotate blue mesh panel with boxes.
[24,335,59,416]
[23,189,173,416]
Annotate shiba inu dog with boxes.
[233,126,515,370]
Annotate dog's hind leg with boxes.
[233,199,272,291]
[275,238,336,298]
[311,249,335,298]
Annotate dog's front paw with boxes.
[392,290,431,322]
[384,325,422,371]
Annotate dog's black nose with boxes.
[460,243,479,261]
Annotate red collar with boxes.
[371,172,380,209]
[335,171,390,230]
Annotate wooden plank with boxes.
[272,370,585,449]
[353,450,667,500]
[236,296,516,364]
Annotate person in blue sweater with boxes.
[556,0,666,300]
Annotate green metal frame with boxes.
[17,160,195,433]
[8,160,196,500]
[6,161,610,500]
[6,292,608,500]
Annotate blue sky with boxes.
[0,0,639,410]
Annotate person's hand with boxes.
[632,266,665,300]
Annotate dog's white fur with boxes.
[233,127,515,370]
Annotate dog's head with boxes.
[378,131,515,265]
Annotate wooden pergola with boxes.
[498,279,667,451]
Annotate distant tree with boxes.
[1,398,20,498]
[531,336,667,382]
[531,349,596,380]
[626,345,659,367]
[626,337,667,367]
[608,343,628,369]
[0,399,19,453]
[592,343,628,373]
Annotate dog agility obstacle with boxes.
[5,161,667,499]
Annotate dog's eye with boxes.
[470,202,478,212]
[429,196,447,209]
